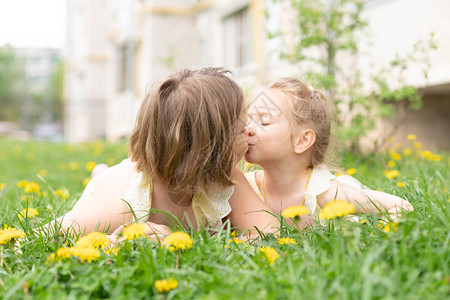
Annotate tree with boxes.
[0,45,24,122]
[48,61,65,122]
[270,0,436,151]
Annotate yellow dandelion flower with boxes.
[421,150,431,159]
[40,191,47,197]
[404,148,412,156]
[277,238,298,245]
[69,247,101,263]
[122,223,146,240]
[0,226,26,244]
[85,232,110,249]
[319,200,355,220]
[18,208,39,220]
[244,162,254,170]
[154,278,178,293]
[346,168,357,176]
[12,146,22,155]
[260,247,279,265]
[390,153,401,161]
[56,247,72,260]
[230,230,237,237]
[396,182,405,188]
[106,157,115,166]
[54,189,68,199]
[76,237,94,248]
[69,162,80,171]
[414,141,422,149]
[384,170,399,179]
[17,180,28,188]
[0,183,5,190]
[387,161,395,168]
[383,223,398,232]
[46,253,57,263]
[65,144,74,152]
[93,148,102,156]
[104,246,119,256]
[83,178,91,186]
[407,134,416,141]
[281,205,310,219]
[226,238,247,248]
[163,232,193,252]
[24,182,40,193]
[38,169,48,177]
[85,161,97,172]
[428,154,442,162]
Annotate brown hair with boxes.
[268,77,337,168]
[129,68,244,196]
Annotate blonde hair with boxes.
[268,77,336,168]
[129,68,244,196]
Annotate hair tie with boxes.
[308,85,314,92]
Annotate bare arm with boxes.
[39,161,136,236]
[227,166,280,240]
[317,179,414,219]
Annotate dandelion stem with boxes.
[175,254,179,269]
[0,245,12,273]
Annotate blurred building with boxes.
[65,0,450,150]
[15,48,61,93]
[14,47,62,134]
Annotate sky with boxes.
[0,0,66,49]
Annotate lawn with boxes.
[0,137,449,299]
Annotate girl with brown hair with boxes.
[45,68,279,239]
[245,78,413,228]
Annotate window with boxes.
[116,42,135,92]
[223,7,252,69]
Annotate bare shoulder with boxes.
[93,159,138,199]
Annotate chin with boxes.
[244,152,256,164]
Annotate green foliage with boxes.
[269,0,436,152]
[0,46,24,122]
[0,138,449,298]
[47,61,65,122]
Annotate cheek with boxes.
[235,133,248,151]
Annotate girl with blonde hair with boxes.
[245,78,413,228]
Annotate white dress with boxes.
[79,159,234,230]
[244,165,367,217]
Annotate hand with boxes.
[144,222,172,242]
[108,222,172,245]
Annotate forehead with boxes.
[247,89,287,116]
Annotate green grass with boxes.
[0,137,449,299]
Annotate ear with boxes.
[293,129,316,154]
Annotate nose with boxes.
[246,123,256,137]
